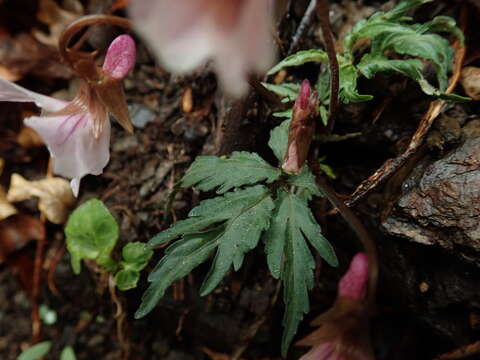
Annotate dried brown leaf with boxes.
[0,187,17,221]
[0,214,44,264]
[16,126,44,148]
[7,173,75,224]
[460,66,480,100]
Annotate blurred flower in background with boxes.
[297,253,375,360]
[129,0,276,96]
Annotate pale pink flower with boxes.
[297,253,374,360]
[0,34,136,196]
[129,0,275,96]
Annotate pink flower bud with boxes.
[102,34,136,80]
[339,252,369,300]
[297,253,374,360]
[297,79,312,110]
[282,79,318,174]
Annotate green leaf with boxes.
[137,186,275,318]
[150,185,272,246]
[383,0,432,21]
[115,269,141,291]
[262,83,300,102]
[65,199,119,274]
[136,228,221,318]
[424,16,464,43]
[344,0,432,54]
[60,346,77,360]
[268,120,290,162]
[288,166,322,201]
[263,191,337,356]
[372,31,453,90]
[17,341,52,360]
[121,242,153,271]
[319,163,337,180]
[181,152,281,194]
[339,64,373,103]
[199,188,275,295]
[319,105,329,126]
[358,54,424,80]
[115,242,153,291]
[272,109,292,119]
[267,49,328,75]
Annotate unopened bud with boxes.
[282,79,318,174]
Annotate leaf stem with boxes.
[310,161,378,310]
[316,0,339,132]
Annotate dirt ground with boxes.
[1,0,480,359]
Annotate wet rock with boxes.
[383,138,480,264]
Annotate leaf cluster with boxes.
[266,0,467,125]
[136,121,338,355]
[65,199,153,291]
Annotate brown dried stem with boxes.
[316,0,339,132]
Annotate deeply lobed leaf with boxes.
[267,49,328,75]
[136,227,221,318]
[137,186,275,318]
[263,190,337,355]
[181,152,281,194]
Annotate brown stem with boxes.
[58,14,132,67]
[310,160,378,310]
[248,76,284,108]
[316,0,339,133]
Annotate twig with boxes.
[45,237,65,297]
[288,0,318,55]
[316,0,339,132]
[108,275,130,359]
[346,41,465,207]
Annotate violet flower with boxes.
[0,34,136,196]
[128,0,275,96]
[297,253,375,360]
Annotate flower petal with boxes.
[0,78,66,112]
[300,343,339,360]
[102,34,136,80]
[214,0,275,96]
[129,0,215,73]
[129,0,275,96]
[339,253,369,300]
[24,109,110,196]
